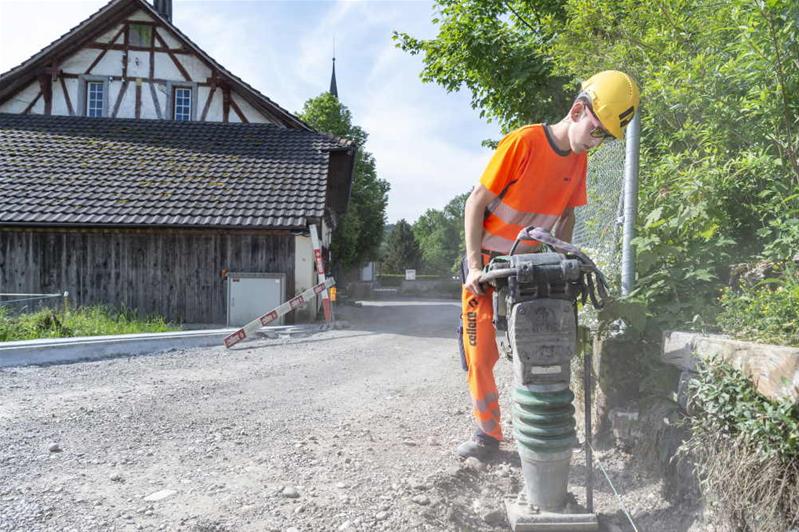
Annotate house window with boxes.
[129,24,152,47]
[86,81,104,117]
[173,87,192,121]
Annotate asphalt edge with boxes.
[0,323,342,368]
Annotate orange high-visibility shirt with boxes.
[479,124,587,253]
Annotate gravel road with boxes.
[0,299,702,531]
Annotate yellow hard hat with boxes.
[581,70,640,139]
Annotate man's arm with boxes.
[463,184,498,294]
[553,207,575,243]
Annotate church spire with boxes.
[329,56,338,98]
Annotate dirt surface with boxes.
[1,299,703,531]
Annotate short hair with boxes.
[574,92,592,109]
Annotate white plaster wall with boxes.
[126,51,151,79]
[140,81,160,118]
[30,97,44,115]
[94,26,121,44]
[152,81,168,115]
[107,81,122,116]
[227,106,242,123]
[0,81,40,113]
[155,27,181,49]
[204,89,223,121]
[61,48,101,74]
[53,78,79,115]
[234,95,271,124]
[196,85,209,114]
[65,78,79,114]
[92,49,125,77]
[196,86,212,118]
[141,51,210,84]
[152,52,184,82]
[180,54,211,83]
[51,78,70,115]
[141,50,213,84]
[116,81,136,118]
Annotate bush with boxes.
[716,267,799,347]
[0,306,177,341]
[681,359,799,530]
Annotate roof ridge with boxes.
[0,112,353,148]
[0,0,313,131]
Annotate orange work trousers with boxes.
[460,284,503,441]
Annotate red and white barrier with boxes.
[309,224,333,322]
[223,278,335,348]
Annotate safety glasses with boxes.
[586,107,614,140]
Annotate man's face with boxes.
[570,102,612,154]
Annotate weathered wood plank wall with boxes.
[0,228,295,324]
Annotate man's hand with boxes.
[464,268,485,295]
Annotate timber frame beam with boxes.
[152,30,191,81]
[37,72,53,115]
[84,25,126,75]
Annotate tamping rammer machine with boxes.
[479,226,608,531]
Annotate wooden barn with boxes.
[0,0,355,325]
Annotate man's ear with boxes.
[568,100,585,122]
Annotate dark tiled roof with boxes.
[0,113,351,229]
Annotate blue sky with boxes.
[0,0,502,223]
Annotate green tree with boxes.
[413,209,453,274]
[443,192,469,248]
[412,192,469,275]
[550,0,799,326]
[298,93,390,271]
[393,0,572,131]
[382,219,422,273]
[398,0,799,330]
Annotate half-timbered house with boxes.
[0,0,355,324]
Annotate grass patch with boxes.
[0,306,178,341]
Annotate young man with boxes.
[457,70,641,460]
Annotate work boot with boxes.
[456,431,500,461]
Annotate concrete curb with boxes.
[663,330,799,402]
[0,325,327,368]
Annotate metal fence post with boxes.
[621,111,641,296]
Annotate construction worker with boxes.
[457,71,641,460]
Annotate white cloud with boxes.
[358,59,494,221]
[0,1,108,72]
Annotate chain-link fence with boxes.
[572,138,628,295]
[0,292,68,316]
